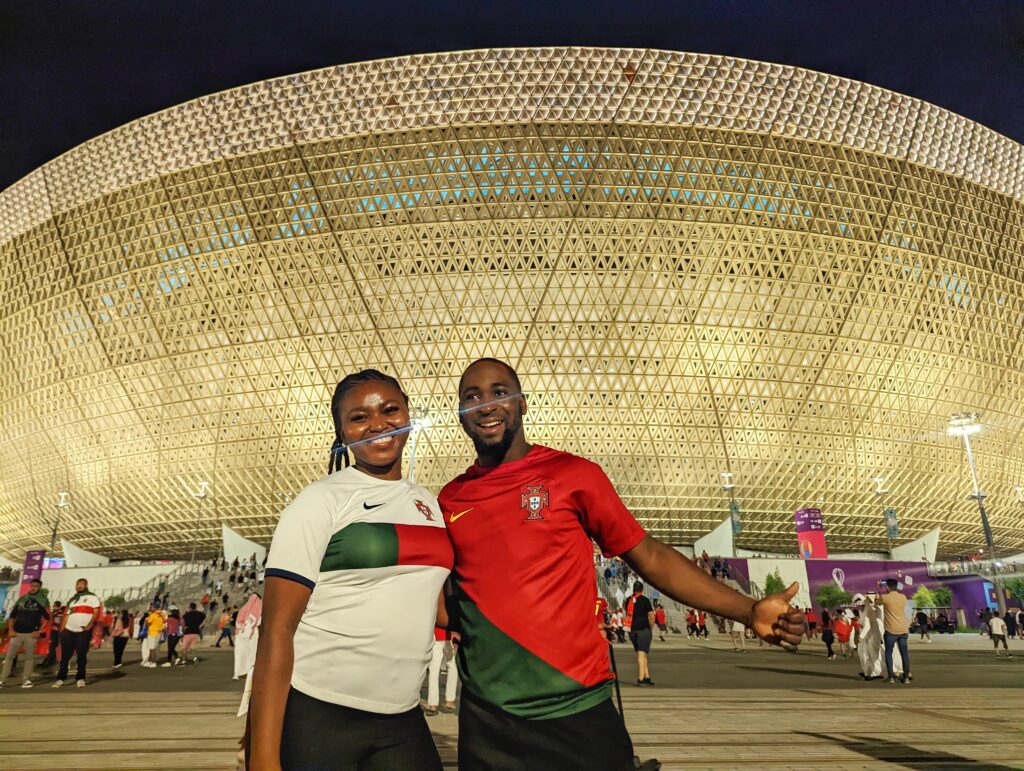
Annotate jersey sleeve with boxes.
[265,482,336,590]
[572,460,647,557]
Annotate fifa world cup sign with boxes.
[794,508,829,559]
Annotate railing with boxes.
[928,559,1023,579]
[122,561,202,605]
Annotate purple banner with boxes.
[21,549,45,582]
[794,508,828,558]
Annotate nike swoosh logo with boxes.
[362,502,385,510]
[449,508,474,522]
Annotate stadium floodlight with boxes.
[720,471,735,491]
[948,412,1006,615]
[947,412,982,436]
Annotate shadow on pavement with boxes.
[797,731,1017,769]
[737,665,863,681]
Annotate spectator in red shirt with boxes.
[805,608,819,639]
[654,602,667,642]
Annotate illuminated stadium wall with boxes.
[0,48,1022,560]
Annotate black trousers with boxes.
[270,687,442,770]
[112,636,129,666]
[167,635,180,662]
[458,691,634,771]
[44,630,60,665]
[56,630,90,681]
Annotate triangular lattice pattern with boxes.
[1,49,1022,560]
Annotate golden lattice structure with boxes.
[1,48,1022,561]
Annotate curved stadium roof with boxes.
[0,48,1022,561]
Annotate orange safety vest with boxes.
[624,592,644,630]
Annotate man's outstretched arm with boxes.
[622,536,805,650]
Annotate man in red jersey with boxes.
[440,358,806,770]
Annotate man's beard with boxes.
[470,424,517,458]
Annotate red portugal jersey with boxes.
[440,445,646,719]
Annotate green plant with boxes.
[931,586,952,608]
[105,594,126,609]
[816,584,853,609]
[1006,578,1024,607]
[763,570,786,596]
[955,624,974,633]
[912,587,936,609]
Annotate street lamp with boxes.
[188,481,209,565]
[947,412,1006,615]
[873,477,893,556]
[51,491,70,551]
[408,411,432,484]
[721,471,740,554]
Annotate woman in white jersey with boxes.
[249,370,453,769]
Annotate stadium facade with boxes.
[0,48,1022,561]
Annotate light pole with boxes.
[51,491,70,552]
[721,471,739,556]
[947,412,1006,616]
[189,481,209,565]
[408,411,432,484]
[874,477,893,556]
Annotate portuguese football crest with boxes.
[520,484,549,520]
[415,499,435,521]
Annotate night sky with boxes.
[2,0,1022,192]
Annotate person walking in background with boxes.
[1,578,49,688]
[53,578,101,688]
[141,603,166,668]
[820,610,835,660]
[730,619,747,652]
[685,609,697,638]
[626,581,655,687]
[654,602,667,642]
[696,610,709,639]
[874,579,912,684]
[163,608,182,667]
[42,600,65,668]
[834,612,853,659]
[111,609,132,669]
[1003,610,1018,641]
[215,609,234,648]
[989,613,1013,659]
[180,603,206,664]
[805,607,819,639]
[915,608,932,643]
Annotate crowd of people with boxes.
[0,553,266,689]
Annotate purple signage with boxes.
[794,508,828,558]
[22,550,46,582]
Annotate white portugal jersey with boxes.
[266,466,453,713]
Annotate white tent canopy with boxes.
[60,538,110,567]
[222,525,266,566]
[694,517,734,558]
[891,528,940,564]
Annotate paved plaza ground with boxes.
[1,633,1021,769]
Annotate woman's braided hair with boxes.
[328,369,409,474]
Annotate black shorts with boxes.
[458,689,634,770]
[808,622,818,630]
[271,687,442,770]
[629,628,652,653]
[656,623,667,632]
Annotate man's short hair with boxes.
[459,357,522,394]
[886,578,899,590]
[77,577,88,584]
[30,578,41,585]
[632,580,644,593]
[189,602,197,610]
